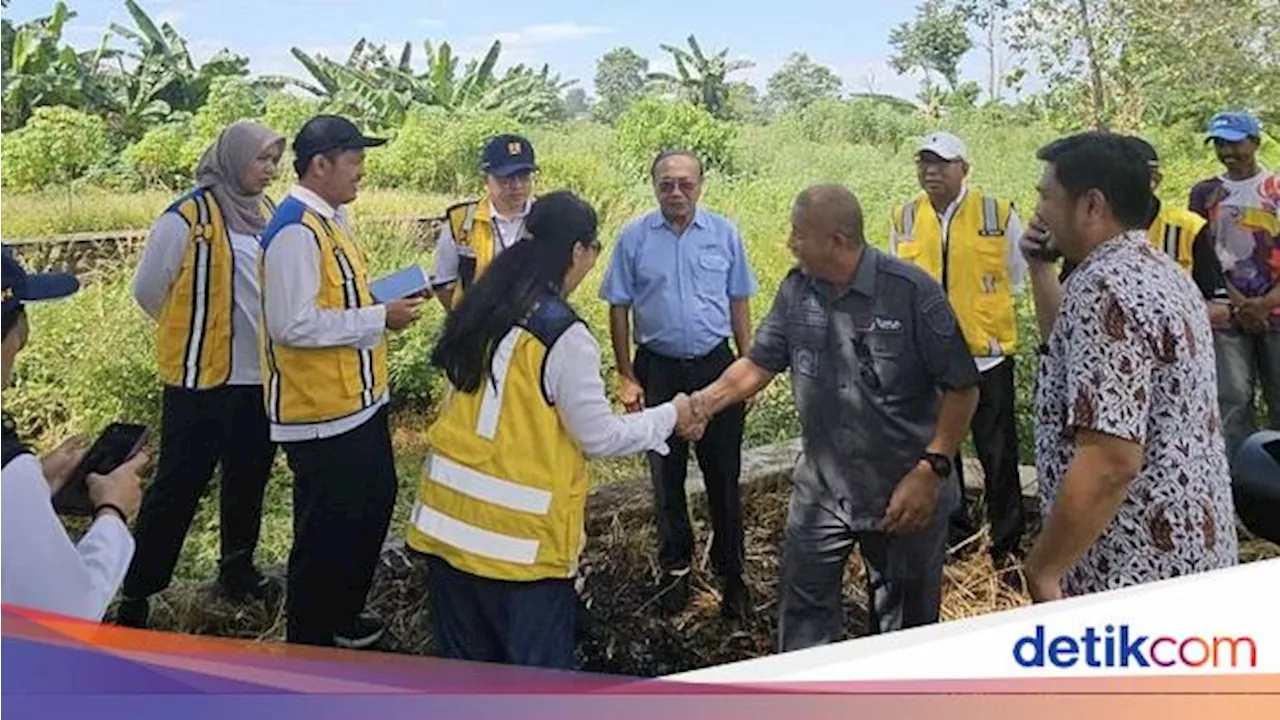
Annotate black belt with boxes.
[640,339,730,365]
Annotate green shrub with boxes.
[7,266,160,443]
[0,106,110,189]
[366,107,523,196]
[779,98,927,153]
[612,98,737,178]
[263,93,322,145]
[122,122,193,189]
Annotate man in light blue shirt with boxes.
[600,149,758,619]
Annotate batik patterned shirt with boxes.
[1036,231,1238,596]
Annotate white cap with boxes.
[917,132,969,162]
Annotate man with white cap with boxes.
[890,131,1028,586]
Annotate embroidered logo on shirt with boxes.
[857,314,904,333]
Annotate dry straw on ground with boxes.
[143,473,1279,678]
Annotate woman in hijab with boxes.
[116,121,285,629]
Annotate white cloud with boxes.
[417,18,446,28]
[455,22,611,70]
[491,22,612,47]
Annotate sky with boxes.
[7,0,1022,102]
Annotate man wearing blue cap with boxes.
[1189,110,1280,467]
[431,134,538,310]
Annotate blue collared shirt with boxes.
[599,208,758,358]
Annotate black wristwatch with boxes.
[920,452,952,478]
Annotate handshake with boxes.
[671,391,713,441]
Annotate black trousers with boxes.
[282,406,398,646]
[635,340,745,577]
[950,358,1026,557]
[426,555,578,670]
[123,385,275,599]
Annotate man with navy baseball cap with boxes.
[1189,109,1280,470]
[3,247,148,621]
[431,133,540,310]
[2,246,80,332]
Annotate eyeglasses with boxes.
[494,171,533,186]
[851,333,882,390]
[657,179,698,195]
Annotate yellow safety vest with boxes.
[892,191,1017,358]
[445,196,534,305]
[155,190,276,389]
[1148,203,1206,272]
[406,294,590,582]
[261,199,388,425]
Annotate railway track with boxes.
[2,215,446,276]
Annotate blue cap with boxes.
[480,134,536,177]
[1206,111,1262,143]
[2,246,79,335]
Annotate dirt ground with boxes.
[146,473,1279,677]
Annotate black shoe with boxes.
[115,596,150,629]
[217,567,281,605]
[335,612,385,649]
[720,574,750,620]
[657,569,691,615]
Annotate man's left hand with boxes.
[882,461,942,534]
[41,434,90,495]
[1237,297,1273,331]
[1024,558,1064,603]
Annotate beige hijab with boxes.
[195,121,285,235]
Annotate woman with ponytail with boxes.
[405,190,695,669]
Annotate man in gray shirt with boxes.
[689,184,980,651]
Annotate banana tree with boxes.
[649,35,754,119]
[1,2,116,131]
[277,37,567,128]
[100,0,249,139]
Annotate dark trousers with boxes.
[778,493,948,652]
[426,555,578,670]
[949,358,1026,558]
[282,406,398,646]
[123,385,275,599]
[635,341,745,577]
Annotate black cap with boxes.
[3,246,79,335]
[293,115,387,171]
[480,134,537,177]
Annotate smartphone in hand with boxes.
[53,423,149,517]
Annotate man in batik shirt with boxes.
[1019,132,1238,601]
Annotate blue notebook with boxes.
[369,265,430,303]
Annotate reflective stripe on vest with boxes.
[182,192,214,388]
[981,196,1002,235]
[321,215,376,408]
[1163,223,1181,262]
[263,208,387,425]
[406,300,589,582]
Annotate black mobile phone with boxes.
[52,423,149,517]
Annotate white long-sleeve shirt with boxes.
[132,211,267,385]
[542,323,677,457]
[1,454,135,621]
[262,186,388,442]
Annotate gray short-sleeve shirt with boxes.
[748,247,981,529]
